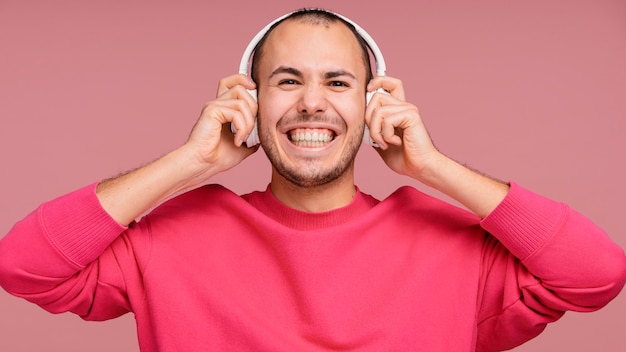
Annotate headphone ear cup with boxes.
[363,91,374,146]
[366,91,375,105]
[366,88,389,105]
[230,89,260,147]
[363,88,388,147]
[247,89,258,102]
[245,124,260,147]
[362,125,378,147]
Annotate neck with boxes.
[270,168,357,212]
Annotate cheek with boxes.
[258,91,296,124]
[332,99,366,126]
[257,95,278,123]
[257,97,286,138]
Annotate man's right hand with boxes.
[96,74,259,226]
[182,74,259,184]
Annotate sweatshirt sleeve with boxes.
[475,182,626,350]
[0,183,139,320]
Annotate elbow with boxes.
[547,246,626,312]
[602,250,626,305]
[0,213,41,295]
[0,220,63,296]
[575,249,626,311]
[596,243,626,305]
[0,236,25,295]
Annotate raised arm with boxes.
[98,74,259,225]
[365,76,509,219]
[0,74,259,314]
[365,75,626,348]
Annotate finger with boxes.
[227,102,256,146]
[368,103,418,148]
[216,74,256,97]
[221,125,261,156]
[381,117,402,146]
[380,109,415,146]
[221,85,258,114]
[201,100,255,147]
[366,101,388,149]
[214,84,258,137]
[365,92,402,149]
[367,76,406,102]
[379,105,425,146]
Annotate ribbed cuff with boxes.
[39,183,127,267]
[480,182,567,261]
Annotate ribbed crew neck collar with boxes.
[243,185,379,231]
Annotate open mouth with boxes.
[288,128,335,147]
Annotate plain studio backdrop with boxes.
[1,0,624,351]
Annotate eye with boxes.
[279,79,298,85]
[329,81,349,87]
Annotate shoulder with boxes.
[148,184,250,219]
[379,186,482,228]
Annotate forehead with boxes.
[259,19,366,76]
[268,17,356,40]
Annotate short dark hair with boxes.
[249,8,374,86]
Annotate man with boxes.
[0,8,625,352]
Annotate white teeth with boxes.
[290,129,334,147]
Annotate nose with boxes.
[297,84,327,115]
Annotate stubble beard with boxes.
[259,113,364,189]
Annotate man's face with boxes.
[255,19,368,188]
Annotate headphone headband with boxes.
[238,10,387,77]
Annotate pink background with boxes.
[1,0,625,350]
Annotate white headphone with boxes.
[232,9,387,147]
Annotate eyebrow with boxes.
[324,70,356,80]
[269,66,303,80]
[269,66,357,80]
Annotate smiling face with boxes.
[255,18,369,189]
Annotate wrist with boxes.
[409,153,509,218]
[96,146,221,226]
[407,151,450,189]
[166,145,223,193]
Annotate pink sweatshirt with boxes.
[0,182,625,351]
